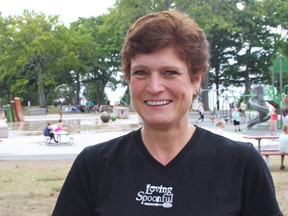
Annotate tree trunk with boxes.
[215,64,220,110]
[38,69,47,108]
[202,71,210,111]
[244,47,252,95]
[75,72,80,105]
[96,88,104,105]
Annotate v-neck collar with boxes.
[134,127,201,173]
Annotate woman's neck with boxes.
[140,123,195,165]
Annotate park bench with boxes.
[260,149,288,168]
[28,108,47,116]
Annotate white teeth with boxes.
[145,100,171,106]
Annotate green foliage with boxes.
[70,15,122,105]
[0,11,71,107]
[0,0,287,109]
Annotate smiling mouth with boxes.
[144,100,172,106]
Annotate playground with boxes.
[195,54,288,131]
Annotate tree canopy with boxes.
[0,0,287,109]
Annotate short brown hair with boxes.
[121,10,210,82]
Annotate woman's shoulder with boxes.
[195,126,253,152]
[81,129,141,159]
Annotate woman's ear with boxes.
[192,69,205,99]
[194,82,201,93]
[193,76,202,94]
[192,82,200,100]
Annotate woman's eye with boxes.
[165,70,178,76]
[133,70,147,76]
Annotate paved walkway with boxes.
[0,112,281,160]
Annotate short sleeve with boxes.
[240,147,283,216]
[52,150,95,216]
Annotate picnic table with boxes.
[243,135,278,151]
[53,131,74,144]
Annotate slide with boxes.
[6,104,14,122]
[14,97,24,121]
[11,101,19,122]
[247,96,270,129]
[247,85,271,129]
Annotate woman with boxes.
[52,10,282,215]
[279,124,288,170]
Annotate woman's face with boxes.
[129,47,201,128]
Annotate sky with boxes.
[0,0,116,25]
[0,0,127,105]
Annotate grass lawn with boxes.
[0,160,72,216]
[0,157,287,216]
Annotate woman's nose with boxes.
[147,74,165,93]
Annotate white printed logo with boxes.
[136,184,174,208]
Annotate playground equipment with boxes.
[246,54,288,129]
[219,89,235,122]
[197,87,240,123]
[6,97,24,122]
[247,84,288,129]
[247,85,270,129]
[219,92,230,120]
[271,54,288,116]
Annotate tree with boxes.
[187,0,285,109]
[1,0,287,110]
[0,14,14,104]
[59,22,93,105]
[1,11,69,107]
[70,15,122,105]
[263,0,288,55]
[180,0,241,110]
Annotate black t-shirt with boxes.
[52,127,283,216]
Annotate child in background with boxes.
[54,119,67,132]
[43,122,58,143]
[282,114,288,126]
[196,103,204,123]
[279,124,288,170]
[215,119,226,136]
[232,107,241,132]
[270,108,278,135]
